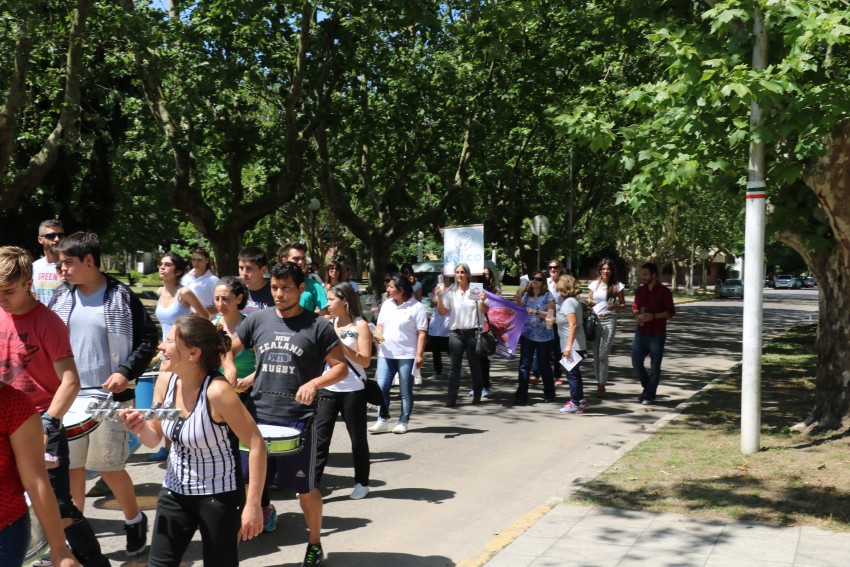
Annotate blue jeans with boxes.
[0,512,30,567]
[516,336,554,402]
[567,351,586,404]
[631,331,666,400]
[376,357,414,424]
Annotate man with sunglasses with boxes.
[31,219,65,305]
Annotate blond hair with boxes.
[0,246,34,287]
[555,274,581,298]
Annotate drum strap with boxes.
[258,389,336,403]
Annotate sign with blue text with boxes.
[443,224,484,276]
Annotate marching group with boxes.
[0,219,675,567]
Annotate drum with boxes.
[23,493,49,567]
[240,424,301,455]
[63,397,100,441]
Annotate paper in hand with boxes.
[560,350,583,371]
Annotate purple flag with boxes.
[484,291,528,359]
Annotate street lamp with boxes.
[308,198,320,263]
[417,231,424,262]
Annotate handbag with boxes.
[363,379,385,406]
[583,306,600,342]
[475,308,498,357]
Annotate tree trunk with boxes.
[784,120,850,430]
[208,229,243,277]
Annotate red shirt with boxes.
[0,302,74,412]
[0,384,37,529]
[632,281,675,335]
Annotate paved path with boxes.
[76,290,827,566]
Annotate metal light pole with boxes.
[531,215,550,270]
[417,231,424,262]
[741,8,767,455]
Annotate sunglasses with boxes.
[548,266,560,270]
[600,268,611,272]
[42,232,64,240]
[532,277,546,282]
[157,261,175,268]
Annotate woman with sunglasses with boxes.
[514,270,556,405]
[436,263,489,406]
[315,282,373,500]
[150,252,210,461]
[120,316,266,567]
[586,258,626,398]
[370,273,427,434]
[180,247,219,315]
[324,261,343,293]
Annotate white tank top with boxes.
[326,317,366,392]
[162,373,240,495]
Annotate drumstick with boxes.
[257,390,336,403]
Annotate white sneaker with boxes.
[392,422,409,434]
[431,373,444,380]
[350,483,370,500]
[368,420,389,433]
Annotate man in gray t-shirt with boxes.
[230,261,346,566]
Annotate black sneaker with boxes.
[302,542,324,566]
[125,512,148,557]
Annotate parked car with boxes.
[802,277,817,288]
[716,278,744,299]
[774,274,800,289]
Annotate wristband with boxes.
[42,413,61,433]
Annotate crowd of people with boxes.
[0,219,676,566]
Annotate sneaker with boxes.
[392,422,408,434]
[147,447,168,462]
[350,483,370,500]
[302,543,324,567]
[559,401,584,414]
[368,420,389,433]
[641,398,653,406]
[262,504,277,532]
[580,399,589,409]
[431,373,444,380]
[482,387,490,398]
[468,389,475,397]
[124,512,148,557]
[529,376,541,385]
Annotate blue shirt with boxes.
[521,291,555,342]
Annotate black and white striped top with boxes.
[162,373,240,495]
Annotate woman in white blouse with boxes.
[587,258,626,398]
[370,273,427,434]
[436,263,489,407]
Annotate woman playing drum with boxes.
[120,316,266,567]
[0,382,79,567]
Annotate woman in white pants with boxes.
[586,258,626,398]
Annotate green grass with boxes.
[572,324,850,531]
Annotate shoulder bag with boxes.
[475,307,498,357]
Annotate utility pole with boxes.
[741,8,767,455]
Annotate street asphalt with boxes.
[63,289,833,566]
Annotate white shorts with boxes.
[68,405,131,472]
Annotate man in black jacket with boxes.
[51,231,157,558]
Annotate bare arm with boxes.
[207,379,265,542]
[339,319,372,368]
[295,343,349,405]
[415,330,427,369]
[13,414,81,567]
[45,356,80,420]
[179,288,210,319]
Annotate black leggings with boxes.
[149,488,244,567]
[314,388,370,486]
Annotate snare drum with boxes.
[23,493,49,567]
[240,424,301,455]
[63,397,100,441]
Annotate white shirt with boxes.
[32,256,62,306]
[588,280,625,315]
[547,277,566,307]
[180,269,220,309]
[440,286,482,331]
[377,296,427,359]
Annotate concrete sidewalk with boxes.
[483,503,850,567]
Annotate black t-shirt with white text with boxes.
[238,308,339,420]
[242,281,274,314]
